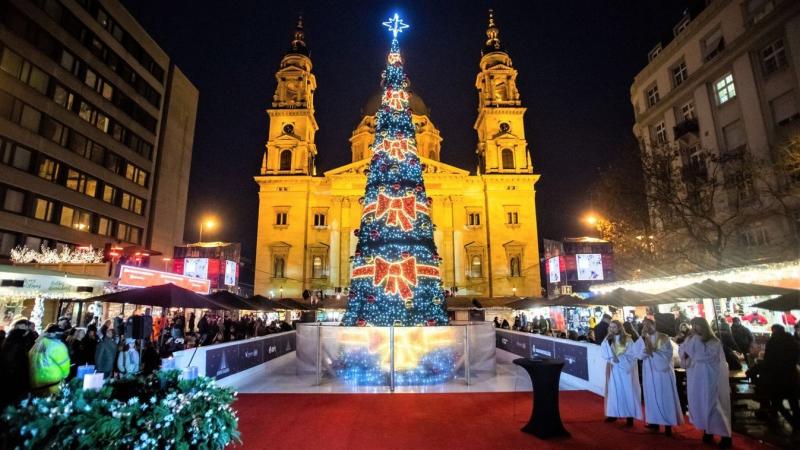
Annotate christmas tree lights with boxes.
[342,14,448,327]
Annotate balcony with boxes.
[673,118,699,142]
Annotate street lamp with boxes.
[198,218,216,242]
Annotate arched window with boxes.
[470,255,482,278]
[510,256,521,277]
[274,257,285,278]
[279,150,292,171]
[312,256,323,279]
[501,148,514,169]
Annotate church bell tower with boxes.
[261,16,318,176]
[474,10,532,175]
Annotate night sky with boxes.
[122,0,691,283]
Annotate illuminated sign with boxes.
[224,260,237,286]
[118,265,210,294]
[547,257,561,283]
[183,258,209,279]
[576,254,604,281]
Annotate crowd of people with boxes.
[0,308,296,410]
[495,309,800,446]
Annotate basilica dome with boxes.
[362,89,430,117]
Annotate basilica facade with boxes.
[254,14,542,300]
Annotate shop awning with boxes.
[655,279,798,300]
[753,292,800,311]
[586,288,661,307]
[506,297,552,310]
[86,283,230,309]
[249,296,312,311]
[446,297,518,309]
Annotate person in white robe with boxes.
[601,319,643,426]
[680,317,733,449]
[635,318,684,435]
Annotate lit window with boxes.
[761,39,787,76]
[97,216,112,236]
[37,158,59,181]
[33,198,54,221]
[715,73,736,105]
[646,84,660,108]
[470,256,482,278]
[312,256,324,278]
[672,61,688,86]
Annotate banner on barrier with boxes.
[495,330,589,381]
[206,332,296,380]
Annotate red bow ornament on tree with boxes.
[363,194,429,231]
[352,256,440,300]
[377,137,416,161]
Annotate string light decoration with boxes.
[341,14,449,327]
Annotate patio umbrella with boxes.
[87,283,231,309]
[587,288,661,307]
[753,291,800,311]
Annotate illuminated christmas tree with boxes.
[342,14,448,327]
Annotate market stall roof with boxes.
[506,297,552,310]
[548,295,594,308]
[587,288,661,307]
[655,279,798,300]
[249,296,312,310]
[753,292,800,311]
[206,291,276,312]
[446,297,517,309]
[87,283,230,309]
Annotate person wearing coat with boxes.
[635,318,684,435]
[94,327,118,378]
[680,317,732,448]
[116,339,140,376]
[601,319,643,426]
[762,324,800,429]
[29,324,71,396]
[0,319,37,407]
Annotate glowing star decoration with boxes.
[362,193,430,231]
[351,256,440,300]
[382,13,409,39]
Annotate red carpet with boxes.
[234,391,769,449]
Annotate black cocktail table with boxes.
[513,357,570,439]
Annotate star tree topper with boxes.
[382,13,409,39]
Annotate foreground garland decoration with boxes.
[0,370,240,450]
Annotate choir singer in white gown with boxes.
[635,318,684,436]
[601,319,642,426]
[680,317,733,449]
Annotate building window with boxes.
[312,256,324,279]
[276,212,288,226]
[506,211,519,225]
[467,212,481,226]
[509,256,521,277]
[116,223,141,244]
[646,84,660,107]
[761,39,787,76]
[673,17,690,36]
[501,148,514,169]
[680,101,696,121]
[33,198,54,222]
[37,158,60,181]
[770,90,799,127]
[313,213,326,227]
[1,139,32,171]
[654,121,667,145]
[279,150,292,171]
[672,60,688,87]
[702,28,724,62]
[3,188,25,213]
[65,169,97,197]
[97,216,112,236]
[60,205,92,231]
[0,231,17,256]
[715,72,736,105]
[470,255,482,278]
[102,185,117,204]
[723,120,746,152]
[125,163,148,187]
[648,44,662,62]
[274,257,286,278]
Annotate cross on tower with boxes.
[382,13,409,39]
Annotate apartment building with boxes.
[0,0,198,259]
[631,0,800,266]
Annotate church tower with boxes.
[474,10,532,175]
[261,16,318,175]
